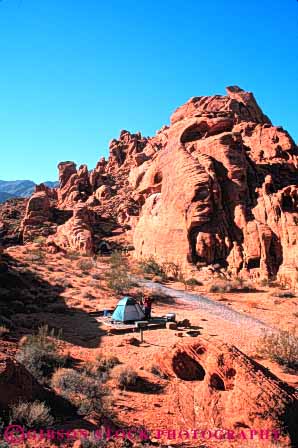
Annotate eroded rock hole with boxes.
[210,373,226,391]
[181,124,207,143]
[247,258,260,269]
[282,195,293,211]
[172,352,206,381]
[154,172,163,184]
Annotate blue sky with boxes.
[0,0,297,183]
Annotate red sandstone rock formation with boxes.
[155,339,298,447]
[20,191,57,242]
[47,204,93,255]
[13,86,298,284]
[131,87,298,284]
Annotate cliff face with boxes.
[131,86,298,284]
[15,86,298,285]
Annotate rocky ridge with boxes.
[1,86,297,285]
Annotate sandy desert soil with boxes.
[1,244,298,448]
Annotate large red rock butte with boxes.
[16,86,298,284]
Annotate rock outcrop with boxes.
[47,204,93,255]
[156,339,298,447]
[131,86,298,284]
[20,191,57,242]
[12,86,298,285]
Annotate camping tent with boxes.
[111,296,145,323]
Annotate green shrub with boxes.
[51,368,108,416]
[117,368,139,390]
[106,251,134,295]
[257,329,298,369]
[10,401,54,428]
[139,257,165,278]
[16,325,67,383]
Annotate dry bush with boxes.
[77,258,95,273]
[83,355,120,382]
[161,262,181,280]
[185,278,202,287]
[209,278,255,293]
[79,434,105,448]
[10,401,54,428]
[139,257,165,278]
[256,329,298,369]
[16,325,67,383]
[51,368,108,416]
[271,289,295,299]
[93,355,120,373]
[117,367,139,390]
[106,251,134,295]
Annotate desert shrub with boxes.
[94,355,120,373]
[139,257,165,278]
[77,258,94,273]
[257,329,298,369]
[185,278,202,286]
[117,367,139,390]
[0,326,9,337]
[274,290,295,299]
[106,251,134,295]
[79,434,105,448]
[258,278,271,287]
[51,368,108,415]
[208,281,232,293]
[83,356,120,382]
[33,236,47,246]
[208,279,255,293]
[16,325,67,383]
[10,401,54,428]
[161,262,181,280]
[92,273,102,280]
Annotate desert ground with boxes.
[1,241,297,448]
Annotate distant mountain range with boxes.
[0,180,58,203]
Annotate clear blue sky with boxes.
[0,0,297,183]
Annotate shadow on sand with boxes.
[0,253,105,348]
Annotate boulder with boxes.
[155,339,298,447]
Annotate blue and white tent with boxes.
[111,296,145,323]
